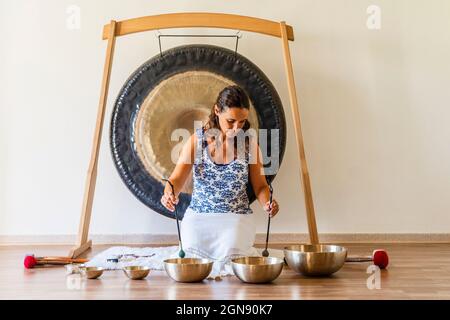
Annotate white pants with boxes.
[181,208,258,264]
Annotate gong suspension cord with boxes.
[156,30,242,58]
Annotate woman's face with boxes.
[214,105,249,138]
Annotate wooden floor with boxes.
[1,243,450,300]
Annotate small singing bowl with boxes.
[231,256,284,284]
[122,266,150,280]
[284,244,347,276]
[163,258,213,283]
[79,266,104,279]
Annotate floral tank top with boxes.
[187,127,253,214]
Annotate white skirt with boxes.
[181,208,258,260]
[181,207,259,276]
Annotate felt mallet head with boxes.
[373,249,389,269]
[23,255,37,269]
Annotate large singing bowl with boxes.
[110,44,287,219]
[284,245,348,276]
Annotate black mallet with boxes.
[162,178,185,258]
[262,181,273,257]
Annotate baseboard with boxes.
[1,233,450,245]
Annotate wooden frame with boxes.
[69,12,319,258]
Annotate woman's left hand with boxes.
[264,199,279,218]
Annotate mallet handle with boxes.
[37,257,88,264]
[346,256,372,262]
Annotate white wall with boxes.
[1,0,449,238]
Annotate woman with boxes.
[160,85,279,273]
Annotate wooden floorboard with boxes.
[1,243,449,299]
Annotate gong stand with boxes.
[69,12,319,258]
[156,30,243,58]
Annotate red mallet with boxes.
[346,249,389,269]
[24,254,88,269]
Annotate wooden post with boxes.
[69,21,117,258]
[280,21,319,244]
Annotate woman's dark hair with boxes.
[204,85,251,131]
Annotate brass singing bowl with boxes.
[163,258,213,283]
[79,266,104,279]
[284,245,347,276]
[231,256,284,284]
[122,266,150,280]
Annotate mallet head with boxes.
[373,249,389,269]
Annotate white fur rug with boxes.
[85,246,285,279]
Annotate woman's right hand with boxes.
[161,183,179,212]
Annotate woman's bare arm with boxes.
[249,140,279,217]
[161,133,197,212]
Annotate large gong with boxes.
[110,44,286,219]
